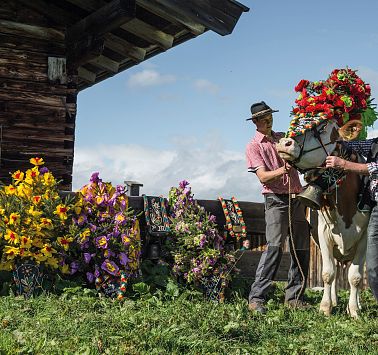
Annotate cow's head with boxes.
[276,119,362,171]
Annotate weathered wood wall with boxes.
[0,0,76,190]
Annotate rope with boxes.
[287,173,306,305]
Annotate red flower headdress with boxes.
[287,68,377,139]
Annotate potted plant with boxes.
[69,173,141,300]
[168,180,236,301]
[0,158,75,297]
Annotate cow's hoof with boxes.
[347,305,359,319]
[319,303,332,316]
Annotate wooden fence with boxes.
[128,196,368,290]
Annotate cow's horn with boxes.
[296,184,323,210]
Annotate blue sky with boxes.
[73,0,378,201]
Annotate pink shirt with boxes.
[246,130,303,195]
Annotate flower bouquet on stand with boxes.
[168,180,236,301]
[0,158,75,297]
[69,173,141,300]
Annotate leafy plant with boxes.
[0,158,75,274]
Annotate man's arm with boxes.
[255,163,291,184]
[325,156,369,175]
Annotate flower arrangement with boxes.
[69,173,141,299]
[168,180,235,286]
[288,68,378,139]
[0,158,74,273]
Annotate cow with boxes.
[276,119,369,318]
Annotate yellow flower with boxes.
[61,263,70,274]
[25,166,40,184]
[34,253,47,263]
[42,172,56,186]
[0,208,5,215]
[5,185,17,195]
[4,229,19,244]
[32,195,42,204]
[115,214,125,223]
[29,157,44,166]
[57,236,73,251]
[20,236,32,249]
[12,170,24,184]
[17,183,32,198]
[28,206,42,218]
[8,213,20,225]
[46,257,59,269]
[39,218,53,229]
[79,229,91,243]
[32,238,44,248]
[54,204,69,220]
[4,246,20,259]
[0,261,14,271]
[41,244,56,257]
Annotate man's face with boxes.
[243,240,251,248]
[253,114,273,135]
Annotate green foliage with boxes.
[0,285,377,354]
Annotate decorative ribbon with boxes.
[218,196,247,239]
[142,195,170,236]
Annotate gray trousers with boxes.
[249,194,310,303]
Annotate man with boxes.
[325,139,378,302]
[245,101,310,314]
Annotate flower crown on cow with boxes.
[286,68,378,139]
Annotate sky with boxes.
[72,0,378,202]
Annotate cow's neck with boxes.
[323,171,360,228]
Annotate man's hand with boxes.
[284,161,292,172]
[325,156,346,170]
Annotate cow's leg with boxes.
[318,231,336,316]
[347,234,367,319]
[331,268,338,307]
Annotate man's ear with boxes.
[338,120,363,141]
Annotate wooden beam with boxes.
[88,55,120,73]
[67,36,105,69]
[121,18,173,50]
[137,0,246,36]
[17,0,76,26]
[78,67,97,83]
[0,20,64,42]
[66,0,136,44]
[104,33,146,62]
[136,0,205,36]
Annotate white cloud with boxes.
[193,79,220,95]
[127,69,176,88]
[72,136,263,202]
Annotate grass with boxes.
[0,283,377,354]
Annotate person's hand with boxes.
[284,161,292,172]
[325,156,346,170]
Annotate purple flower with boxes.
[179,180,189,189]
[94,267,100,278]
[101,259,119,276]
[90,172,100,183]
[83,253,92,264]
[209,215,216,223]
[70,261,80,274]
[119,252,129,266]
[89,224,97,232]
[39,167,49,174]
[95,235,108,249]
[86,272,95,283]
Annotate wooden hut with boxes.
[0,0,249,190]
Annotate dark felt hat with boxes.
[246,101,279,121]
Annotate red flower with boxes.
[295,79,310,92]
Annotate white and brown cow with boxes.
[276,120,369,318]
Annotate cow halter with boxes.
[290,123,335,174]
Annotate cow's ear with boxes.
[338,120,363,141]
